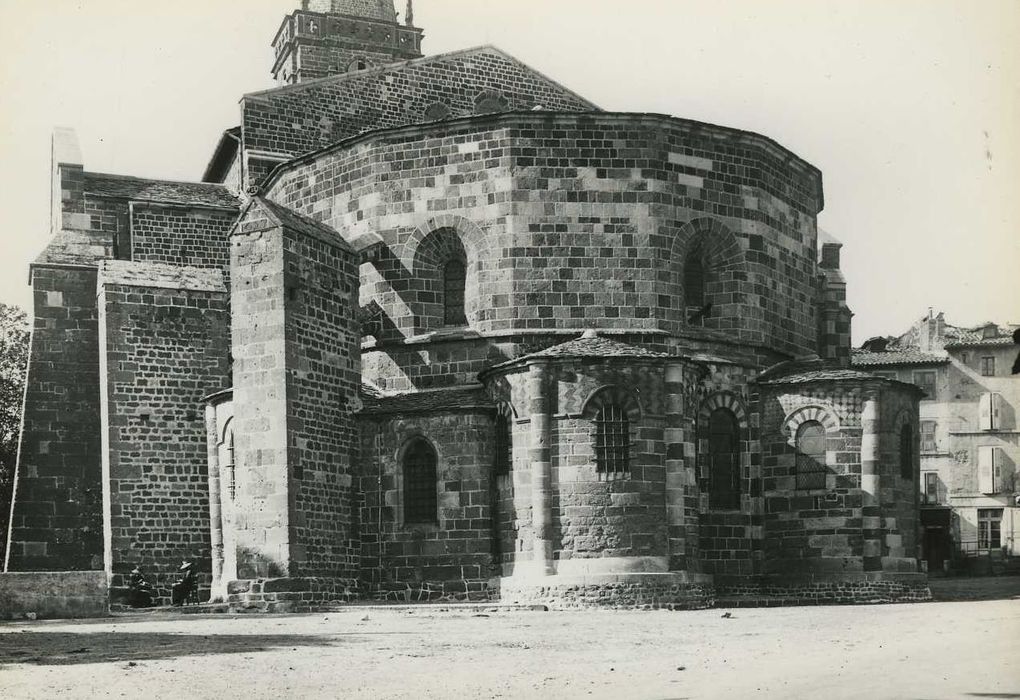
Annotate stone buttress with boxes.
[226,197,362,609]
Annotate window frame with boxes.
[402,438,439,526]
[981,356,996,377]
[494,404,513,478]
[795,420,828,490]
[923,471,939,504]
[442,259,468,327]
[920,420,937,454]
[912,370,937,400]
[978,508,1003,550]
[594,402,631,477]
[706,407,741,510]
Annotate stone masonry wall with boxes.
[98,262,230,605]
[282,225,361,578]
[5,267,104,572]
[696,365,763,577]
[759,384,868,575]
[358,411,497,597]
[230,201,361,581]
[130,204,237,270]
[549,362,670,563]
[880,387,921,570]
[0,571,108,620]
[267,113,824,381]
[231,218,292,579]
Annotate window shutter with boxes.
[979,393,993,431]
[991,393,1002,431]
[978,446,997,494]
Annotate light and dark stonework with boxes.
[4,0,931,609]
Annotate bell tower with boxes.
[271,0,424,85]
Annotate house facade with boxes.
[854,312,1020,573]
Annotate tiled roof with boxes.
[945,335,1018,348]
[84,172,241,209]
[851,350,949,367]
[757,368,897,385]
[360,386,493,415]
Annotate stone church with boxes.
[4,0,931,609]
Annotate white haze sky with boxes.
[0,0,1017,342]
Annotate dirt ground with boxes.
[1,583,1019,700]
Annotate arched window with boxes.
[684,239,708,325]
[899,423,914,480]
[443,259,467,326]
[795,421,827,490]
[494,404,513,477]
[708,408,740,510]
[595,402,630,476]
[403,439,438,525]
[348,58,369,72]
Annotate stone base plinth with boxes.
[499,572,715,610]
[715,572,932,607]
[226,577,359,612]
[0,571,109,619]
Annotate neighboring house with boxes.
[853,312,1020,573]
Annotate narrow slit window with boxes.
[707,408,740,510]
[795,421,827,490]
[494,404,513,477]
[443,259,467,326]
[595,403,630,476]
[403,439,438,525]
[225,426,236,501]
[684,240,708,325]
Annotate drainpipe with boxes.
[861,393,882,572]
[205,404,225,600]
[528,360,554,576]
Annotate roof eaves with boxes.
[259,111,823,197]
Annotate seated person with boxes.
[171,560,197,606]
[127,566,153,608]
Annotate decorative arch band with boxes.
[697,391,748,430]
[782,405,839,445]
[580,385,642,422]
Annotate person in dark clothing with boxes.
[127,566,153,608]
[171,560,197,606]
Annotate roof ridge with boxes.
[84,170,234,189]
[245,45,510,100]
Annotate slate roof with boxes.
[360,386,493,415]
[486,333,672,373]
[247,197,354,253]
[33,229,114,267]
[851,349,949,367]
[84,172,241,209]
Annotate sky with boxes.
[0,0,1016,342]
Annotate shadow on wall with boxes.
[0,631,342,668]
[236,547,287,580]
